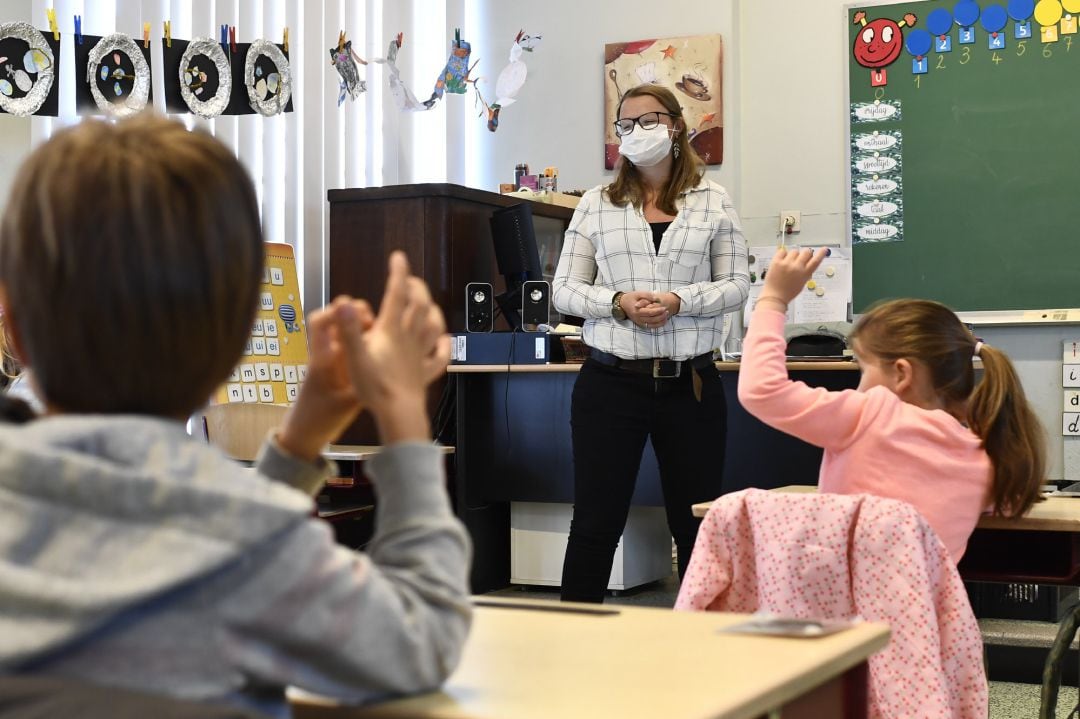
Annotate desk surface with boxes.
[291,597,888,719]
[692,485,1080,532]
[324,445,456,461]
[448,361,860,373]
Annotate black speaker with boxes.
[466,282,493,333]
[521,280,550,332]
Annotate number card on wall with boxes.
[215,242,308,406]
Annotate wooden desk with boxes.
[448,361,860,374]
[324,445,456,462]
[693,486,1080,585]
[291,597,889,719]
[693,485,1080,528]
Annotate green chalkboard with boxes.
[849,1,1080,313]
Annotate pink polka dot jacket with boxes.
[675,489,987,718]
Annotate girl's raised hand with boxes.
[759,247,829,306]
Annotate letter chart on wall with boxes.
[215,242,308,405]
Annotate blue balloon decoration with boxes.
[1007,0,1035,20]
[906,28,934,55]
[928,7,955,34]
[954,0,982,26]
[981,4,1009,31]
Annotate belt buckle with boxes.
[653,359,681,379]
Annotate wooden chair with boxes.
[200,403,288,463]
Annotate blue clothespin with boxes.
[74,15,82,45]
[220,24,228,52]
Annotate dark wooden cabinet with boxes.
[328,184,575,332]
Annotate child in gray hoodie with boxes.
[0,116,470,716]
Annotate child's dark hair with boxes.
[0,116,264,417]
[851,299,1045,517]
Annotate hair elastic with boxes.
[973,340,984,357]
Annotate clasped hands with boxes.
[276,251,450,461]
[619,291,682,329]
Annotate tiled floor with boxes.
[484,575,1078,717]
[991,682,1076,717]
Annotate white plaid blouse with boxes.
[552,179,749,361]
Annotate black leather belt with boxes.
[589,349,714,379]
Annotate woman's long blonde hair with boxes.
[851,299,1046,517]
[605,84,703,216]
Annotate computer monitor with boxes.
[489,203,543,330]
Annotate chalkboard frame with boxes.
[845,0,1080,323]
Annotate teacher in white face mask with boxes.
[552,84,749,603]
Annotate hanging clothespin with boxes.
[282,27,289,54]
[74,15,82,45]
[228,26,237,54]
[220,24,228,52]
[142,22,150,49]
[164,20,171,48]
[46,8,58,41]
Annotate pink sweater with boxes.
[737,308,992,562]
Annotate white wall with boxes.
[459,0,739,197]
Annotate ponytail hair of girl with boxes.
[852,299,1045,517]
[968,344,1046,516]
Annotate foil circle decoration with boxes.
[0,22,54,116]
[86,33,150,118]
[179,38,231,118]
[245,39,291,116]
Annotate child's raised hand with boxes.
[335,251,450,444]
[276,297,374,462]
[760,247,829,306]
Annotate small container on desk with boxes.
[559,336,589,363]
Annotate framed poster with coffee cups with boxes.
[603,33,723,170]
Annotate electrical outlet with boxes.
[779,210,801,234]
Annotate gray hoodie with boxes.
[0,415,472,715]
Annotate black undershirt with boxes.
[649,221,672,254]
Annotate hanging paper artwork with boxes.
[330,31,366,106]
[0,22,56,117]
[245,39,291,116]
[372,33,429,112]
[471,30,542,133]
[74,31,153,116]
[422,28,477,109]
[495,30,540,108]
[179,38,231,118]
[603,34,723,169]
[851,10,918,87]
[84,34,150,118]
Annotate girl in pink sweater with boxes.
[738,247,1045,562]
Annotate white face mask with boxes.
[618,124,673,167]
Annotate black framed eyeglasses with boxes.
[613,111,678,137]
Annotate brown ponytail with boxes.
[968,344,1046,516]
[852,299,1045,517]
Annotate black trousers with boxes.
[560,357,727,603]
